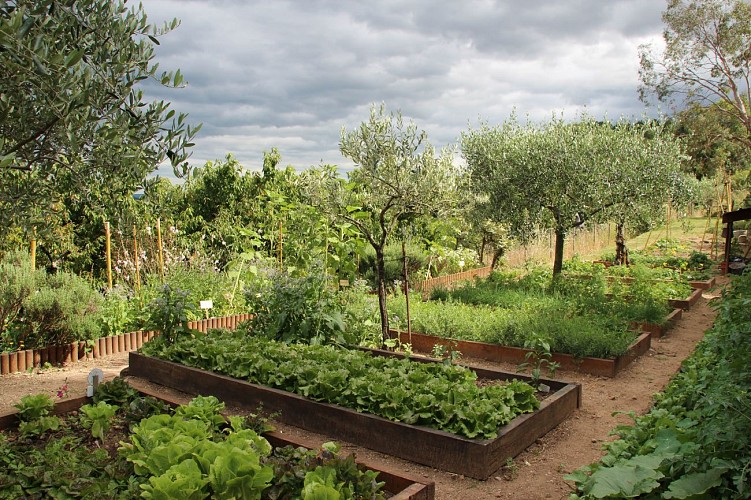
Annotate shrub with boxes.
[20,271,103,347]
[0,251,45,343]
[243,266,348,344]
[145,284,196,345]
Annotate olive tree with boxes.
[596,121,694,264]
[0,0,200,236]
[461,114,690,274]
[313,104,458,342]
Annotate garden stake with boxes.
[156,218,164,280]
[105,221,113,290]
[133,224,141,290]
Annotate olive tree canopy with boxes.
[0,0,200,235]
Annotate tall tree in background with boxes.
[462,115,691,274]
[0,0,200,237]
[639,0,751,211]
[313,104,458,342]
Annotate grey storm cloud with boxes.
[139,0,667,174]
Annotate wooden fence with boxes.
[0,313,253,376]
[414,266,493,293]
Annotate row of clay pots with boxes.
[0,313,253,376]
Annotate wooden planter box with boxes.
[631,308,683,339]
[0,387,433,500]
[667,287,703,311]
[127,351,581,480]
[688,277,715,290]
[394,330,651,378]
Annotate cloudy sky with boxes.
[139,0,668,174]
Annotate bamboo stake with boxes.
[133,225,141,291]
[698,207,713,254]
[156,218,164,280]
[30,233,36,270]
[278,221,283,271]
[402,241,412,342]
[105,221,113,290]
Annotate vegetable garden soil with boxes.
[0,277,727,499]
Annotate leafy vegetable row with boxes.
[1,380,386,499]
[142,331,540,439]
[567,271,751,498]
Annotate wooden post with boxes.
[278,221,283,271]
[156,218,164,279]
[30,236,36,270]
[402,241,412,341]
[133,225,141,290]
[105,221,113,290]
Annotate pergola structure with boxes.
[722,207,751,275]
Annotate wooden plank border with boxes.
[0,313,256,376]
[667,287,703,311]
[127,351,581,480]
[395,330,651,378]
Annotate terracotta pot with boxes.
[25,350,33,370]
[105,336,113,355]
[33,349,41,368]
[70,342,78,363]
[117,334,125,353]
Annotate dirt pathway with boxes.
[0,280,726,499]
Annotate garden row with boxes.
[0,379,434,499]
[127,331,582,480]
[385,265,708,377]
[567,270,751,498]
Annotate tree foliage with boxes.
[0,0,200,235]
[639,0,751,150]
[461,114,690,274]
[311,104,458,341]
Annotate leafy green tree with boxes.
[462,115,689,274]
[0,0,200,237]
[599,121,694,264]
[312,105,458,342]
[639,0,751,151]
[675,102,751,180]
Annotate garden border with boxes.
[0,387,434,500]
[667,287,703,311]
[0,314,253,376]
[126,350,581,480]
[394,330,651,378]
[631,308,683,339]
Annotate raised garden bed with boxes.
[688,276,716,290]
[667,287,703,311]
[395,330,651,378]
[631,308,683,339]
[0,386,434,500]
[126,350,581,480]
